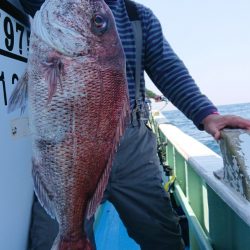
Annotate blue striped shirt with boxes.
[107,0,218,129]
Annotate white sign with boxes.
[0,1,33,250]
[0,0,29,108]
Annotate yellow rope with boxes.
[164,175,176,192]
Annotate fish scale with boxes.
[8,0,130,249]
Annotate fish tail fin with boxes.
[7,71,28,114]
[51,235,93,250]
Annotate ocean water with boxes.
[162,102,250,155]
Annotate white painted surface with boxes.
[0,1,33,249]
[154,112,250,227]
[239,133,250,174]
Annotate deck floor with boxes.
[95,201,189,250]
[95,202,140,250]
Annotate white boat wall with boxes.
[0,1,33,249]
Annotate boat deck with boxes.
[95,202,140,250]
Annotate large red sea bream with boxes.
[8,0,130,249]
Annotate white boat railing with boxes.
[151,111,250,250]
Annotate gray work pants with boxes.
[28,121,184,250]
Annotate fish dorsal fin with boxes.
[32,159,56,219]
[42,55,64,104]
[7,71,28,114]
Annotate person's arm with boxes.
[141,6,250,137]
[142,7,218,129]
[19,0,45,17]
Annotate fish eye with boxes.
[91,14,108,35]
[94,15,106,28]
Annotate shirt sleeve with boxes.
[19,0,45,17]
[141,7,218,130]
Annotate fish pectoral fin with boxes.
[7,71,28,114]
[41,55,64,104]
[32,159,56,219]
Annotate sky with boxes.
[137,0,250,108]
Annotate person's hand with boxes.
[202,114,250,140]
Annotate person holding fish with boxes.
[11,0,250,249]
